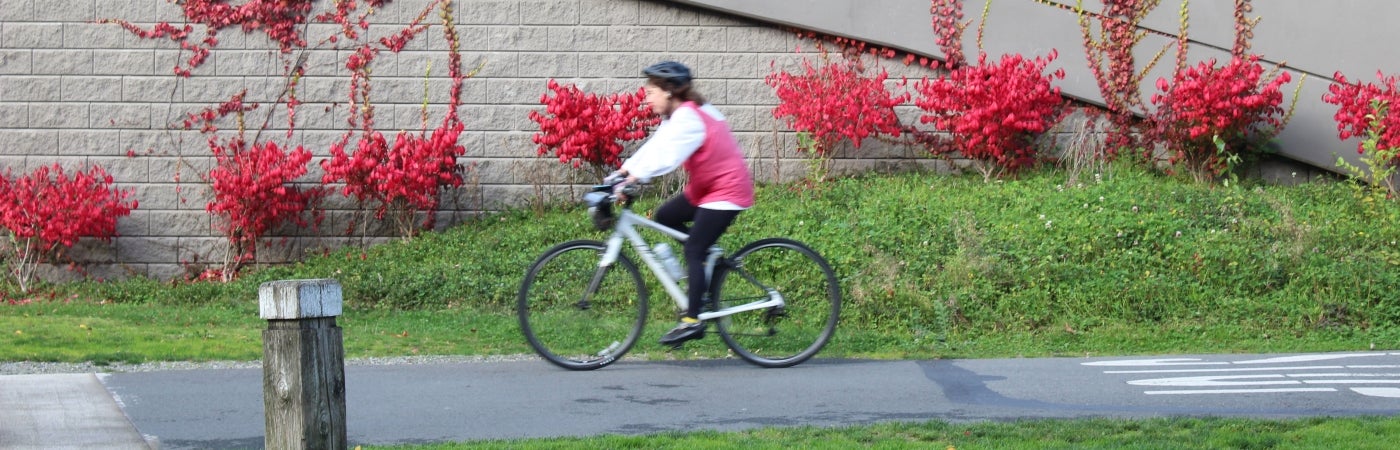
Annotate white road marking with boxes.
[1351,388,1400,398]
[1130,373,1400,387]
[1084,358,1228,367]
[1130,374,1294,387]
[1085,353,1400,367]
[1145,388,1336,395]
[1086,353,1400,398]
[1230,354,1395,364]
[1288,373,1400,378]
[1105,365,1400,374]
[1104,365,1345,374]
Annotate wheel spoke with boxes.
[518,241,647,370]
[714,238,840,368]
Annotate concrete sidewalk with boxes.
[0,373,158,449]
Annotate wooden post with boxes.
[260,279,347,450]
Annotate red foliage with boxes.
[528,80,659,170]
[185,92,321,278]
[1323,71,1400,159]
[765,58,909,156]
[1230,0,1256,57]
[98,0,472,274]
[914,51,1066,171]
[101,0,316,77]
[1073,0,1161,153]
[379,0,442,52]
[1149,55,1291,173]
[0,164,135,249]
[207,140,318,258]
[929,0,965,68]
[321,0,468,236]
[327,0,453,133]
[321,122,466,232]
[0,164,136,291]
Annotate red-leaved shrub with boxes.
[528,80,659,173]
[0,164,136,292]
[1149,55,1291,179]
[1323,71,1400,161]
[766,57,909,157]
[320,0,470,239]
[207,139,319,277]
[1323,70,1400,196]
[914,51,1066,179]
[184,92,321,281]
[321,122,467,237]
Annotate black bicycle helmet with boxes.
[642,61,692,87]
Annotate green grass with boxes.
[358,416,1400,449]
[0,301,539,362]
[3,164,1399,447]
[7,163,1395,362]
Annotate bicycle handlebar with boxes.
[586,180,640,208]
[583,179,641,230]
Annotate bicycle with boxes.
[517,181,841,370]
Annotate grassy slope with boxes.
[2,165,1398,362]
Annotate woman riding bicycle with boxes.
[609,61,756,347]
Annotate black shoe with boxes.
[659,320,705,346]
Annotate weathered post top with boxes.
[258,279,343,320]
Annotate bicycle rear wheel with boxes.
[712,238,840,368]
[518,240,647,370]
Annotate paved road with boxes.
[96,351,1400,449]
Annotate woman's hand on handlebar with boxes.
[603,170,627,186]
[606,170,638,202]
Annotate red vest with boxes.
[680,102,755,208]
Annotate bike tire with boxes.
[712,238,840,368]
[518,240,648,370]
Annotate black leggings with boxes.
[652,194,741,319]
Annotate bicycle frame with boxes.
[600,206,784,322]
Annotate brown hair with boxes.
[648,76,707,105]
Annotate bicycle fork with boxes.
[576,235,628,310]
[574,264,611,310]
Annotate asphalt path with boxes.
[100,351,1400,449]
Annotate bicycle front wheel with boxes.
[712,238,840,368]
[518,240,648,370]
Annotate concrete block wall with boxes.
[0,0,944,281]
[669,0,1400,177]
